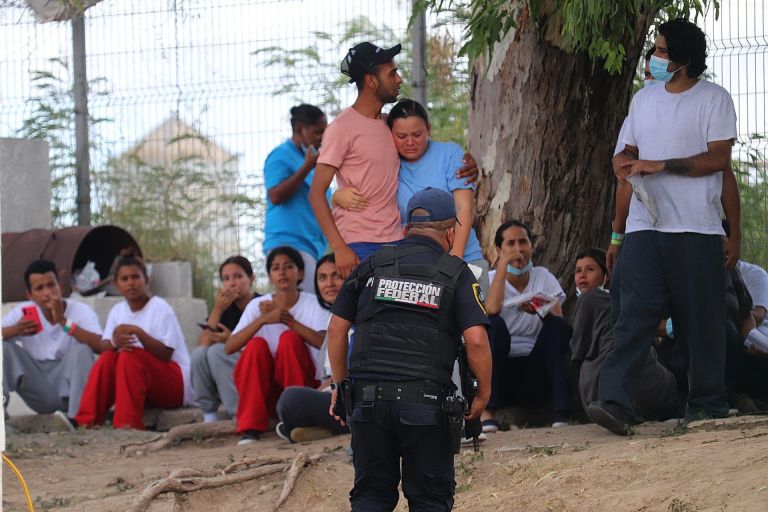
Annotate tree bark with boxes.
[470,4,655,291]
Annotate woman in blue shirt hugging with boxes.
[334,99,488,290]
[263,104,329,294]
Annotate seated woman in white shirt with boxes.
[75,251,192,430]
[482,220,573,431]
[225,246,330,445]
[275,253,350,443]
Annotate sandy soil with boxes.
[2,415,768,512]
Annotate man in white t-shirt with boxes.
[590,18,738,435]
[482,221,573,429]
[2,260,103,426]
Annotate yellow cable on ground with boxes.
[2,452,35,512]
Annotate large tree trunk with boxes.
[471,4,655,292]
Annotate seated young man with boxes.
[482,220,574,430]
[2,260,103,428]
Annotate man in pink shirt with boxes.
[309,42,405,278]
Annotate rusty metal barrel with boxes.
[2,225,142,302]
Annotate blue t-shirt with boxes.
[397,140,483,262]
[263,139,329,260]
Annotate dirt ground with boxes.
[2,415,768,512]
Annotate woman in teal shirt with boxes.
[263,104,329,294]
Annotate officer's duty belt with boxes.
[352,381,448,405]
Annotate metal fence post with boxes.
[72,13,91,226]
[411,3,427,107]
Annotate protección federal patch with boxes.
[472,283,486,314]
[374,277,442,309]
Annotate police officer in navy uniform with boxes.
[327,187,492,511]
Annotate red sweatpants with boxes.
[234,330,318,433]
[75,348,183,430]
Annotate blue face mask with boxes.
[649,55,682,82]
[507,261,533,276]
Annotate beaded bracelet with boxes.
[63,319,76,334]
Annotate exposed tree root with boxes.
[273,452,309,511]
[131,463,286,512]
[120,420,236,455]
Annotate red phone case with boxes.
[22,306,43,333]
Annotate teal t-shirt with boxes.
[396,140,483,262]
[263,139,329,260]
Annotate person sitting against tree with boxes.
[264,104,330,293]
[191,256,259,423]
[481,220,573,431]
[2,259,103,430]
[569,248,681,420]
[274,253,350,443]
[224,246,331,445]
[75,251,193,430]
[332,98,489,291]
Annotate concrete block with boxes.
[149,261,193,298]
[0,138,51,232]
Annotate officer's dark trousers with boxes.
[601,231,729,420]
[349,399,454,511]
[486,314,574,418]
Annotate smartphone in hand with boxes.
[197,322,223,333]
[22,306,43,333]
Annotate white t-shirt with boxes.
[488,267,566,357]
[103,296,193,405]
[2,300,102,361]
[738,260,768,352]
[232,291,331,371]
[617,80,737,235]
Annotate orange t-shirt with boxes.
[317,108,403,244]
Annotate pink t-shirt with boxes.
[317,107,403,244]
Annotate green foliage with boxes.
[733,137,768,269]
[94,136,260,307]
[252,15,469,146]
[251,16,401,117]
[415,0,719,74]
[15,58,108,227]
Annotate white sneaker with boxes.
[551,421,569,428]
[53,410,76,432]
[461,432,487,445]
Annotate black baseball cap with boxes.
[340,42,402,83]
[406,187,461,225]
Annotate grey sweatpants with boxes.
[3,341,95,418]
[190,343,240,417]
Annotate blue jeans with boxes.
[348,241,399,262]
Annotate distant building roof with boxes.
[121,114,237,168]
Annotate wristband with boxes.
[611,232,625,241]
[63,319,75,334]
[610,238,623,246]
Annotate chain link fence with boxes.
[0,0,766,297]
